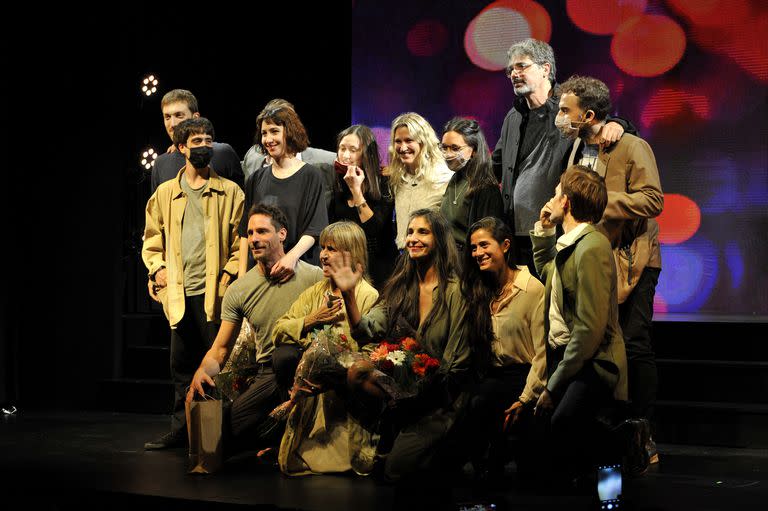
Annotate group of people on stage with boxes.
[140,38,664,489]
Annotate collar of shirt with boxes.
[555,222,589,252]
[170,166,224,199]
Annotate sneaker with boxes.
[144,430,187,450]
[614,418,650,477]
[647,436,659,464]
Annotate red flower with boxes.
[384,342,400,353]
[412,353,440,377]
[401,337,420,352]
[340,334,348,342]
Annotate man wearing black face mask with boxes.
[142,117,245,450]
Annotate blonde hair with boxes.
[387,112,445,190]
[319,221,369,280]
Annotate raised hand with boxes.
[326,251,362,293]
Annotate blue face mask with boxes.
[188,145,213,169]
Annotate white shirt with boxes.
[393,162,452,248]
[533,221,589,349]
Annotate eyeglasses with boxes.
[504,61,536,77]
[440,144,469,153]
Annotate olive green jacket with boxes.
[531,224,628,401]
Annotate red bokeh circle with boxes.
[656,193,702,245]
[566,0,647,35]
[407,19,449,57]
[610,15,686,77]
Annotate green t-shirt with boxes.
[180,178,209,296]
[221,260,323,363]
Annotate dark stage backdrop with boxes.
[1,5,351,409]
[351,0,768,321]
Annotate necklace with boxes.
[452,179,469,205]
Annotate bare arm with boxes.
[187,320,241,401]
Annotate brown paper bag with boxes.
[185,395,224,474]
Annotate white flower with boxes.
[386,350,407,365]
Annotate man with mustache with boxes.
[185,203,323,455]
[492,39,634,275]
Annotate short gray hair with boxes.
[507,38,556,86]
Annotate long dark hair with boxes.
[336,124,382,200]
[378,209,459,336]
[461,216,518,371]
[442,117,498,198]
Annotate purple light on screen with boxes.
[724,241,745,291]
[655,238,718,312]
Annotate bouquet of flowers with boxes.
[367,337,440,397]
[213,319,261,402]
[268,326,356,421]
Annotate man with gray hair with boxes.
[492,39,634,274]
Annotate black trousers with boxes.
[226,364,282,453]
[549,364,615,478]
[619,267,660,421]
[464,364,530,465]
[169,294,218,435]
[272,344,303,401]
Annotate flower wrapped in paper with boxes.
[269,326,357,421]
[213,319,260,402]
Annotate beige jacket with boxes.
[142,168,244,326]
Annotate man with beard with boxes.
[186,203,323,454]
[142,117,244,450]
[556,75,663,473]
[492,39,634,273]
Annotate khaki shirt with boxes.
[142,167,244,326]
[490,266,547,404]
[272,278,379,350]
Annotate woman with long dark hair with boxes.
[327,209,471,482]
[331,125,397,286]
[462,216,546,476]
[440,117,504,251]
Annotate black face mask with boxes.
[188,146,213,169]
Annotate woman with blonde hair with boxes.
[271,221,380,475]
[388,112,453,249]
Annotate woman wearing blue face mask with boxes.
[439,118,504,251]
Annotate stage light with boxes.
[140,148,158,170]
[141,74,159,96]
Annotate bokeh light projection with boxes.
[724,241,745,290]
[655,240,718,312]
[656,193,701,245]
[640,88,710,129]
[407,20,449,57]
[667,0,750,27]
[566,0,647,35]
[610,15,686,77]
[464,0,551,71]
[449,68,509,139]
[352,0,768,318]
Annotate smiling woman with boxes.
[387,113,454,249]
[237,106,329,278]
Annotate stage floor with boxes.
[1,410,766,510]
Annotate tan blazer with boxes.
[566,133,663,302]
